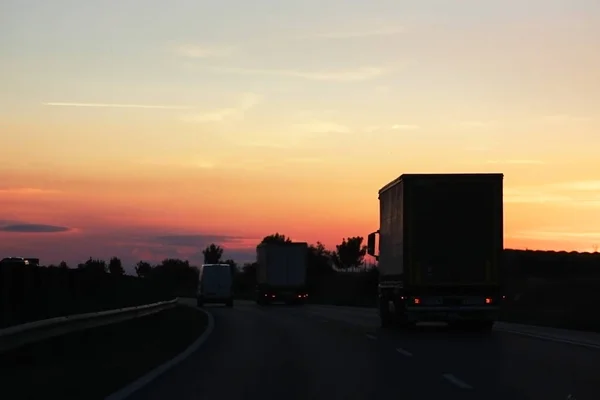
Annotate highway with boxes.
[127,300,600,400]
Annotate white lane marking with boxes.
[105,307,215,400]
[442,374,473,389]
[366,334,377,340]
[396,347,413,357]
[497,328,600,351]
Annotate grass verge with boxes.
[0,304,208,400]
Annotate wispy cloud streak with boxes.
[43,102,192,109]
[207,66,390,82]
[304,26,404,39]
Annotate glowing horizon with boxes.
[2,0,600,269]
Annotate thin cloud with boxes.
[365,124,419,132]
[459,120,496,127]
[156,234,246,247]
[548,180,600,191]
[293,122,350,134]
[0,187,61,194]
[286,157,324,164]
[486,160,545,165]
[392,124,420,131]
[305,26,404,39]
[173,44,234,58]
[43,102,192,110]
[208,66,390,82]
[539,114,592,123]
[187,161,216,169]
[181,108,239,123]
[504,191,572,204]
[510,230,600,241]
[234,141,293,149]
[374,85,392,93]
[0,224,70,233]
[181,92,261,123]
[504,181,600,206]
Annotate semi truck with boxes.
[367,173,505,331]
[256,242,308,305]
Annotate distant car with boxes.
[0,257,30,266]
[197,264,233,308]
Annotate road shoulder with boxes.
[0,305,210,400]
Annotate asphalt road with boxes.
[126,300,600,400]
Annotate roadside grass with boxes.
[0,304,208,400]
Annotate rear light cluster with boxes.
[410,296,499,305]
[297,293,308,298]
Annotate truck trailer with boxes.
[367,173,505,331]
[256,242,308,305]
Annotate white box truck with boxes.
[256,242,308,305]
[196,264,234,307]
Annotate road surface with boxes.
[127,300,600,400]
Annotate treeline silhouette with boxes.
[2,233,600,331]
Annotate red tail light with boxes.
[485,297,492,304]
[413,298,420,304]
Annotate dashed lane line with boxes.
[365,334,377,340]
[395,347,413,357]
[442,373,473,389]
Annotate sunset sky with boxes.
[1,0,600,271]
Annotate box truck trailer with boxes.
[256,242,308,305]
[367,173,505,331]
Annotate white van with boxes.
[197,264,233,307]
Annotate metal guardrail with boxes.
[0,298,178,354]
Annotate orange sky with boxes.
[2,1,600,269]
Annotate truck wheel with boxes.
[397,318,416,330]
[379,298,392,329]
[473,320,494,331]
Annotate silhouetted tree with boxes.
[223,258,238,284]
[233,262,258,294]
[109,257,125,275]
[151,258,197,296]
[78,257,107,274]
[223,258,237,272]
[202,244,223,264]
[135,261,153,278]
[59,261,68,269]
[332,237,367,270]
[308,242,334,271]
[260,233,292,244]
[306,242,335,293]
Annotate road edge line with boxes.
[104,307,215,400]
[496,328,600,350]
